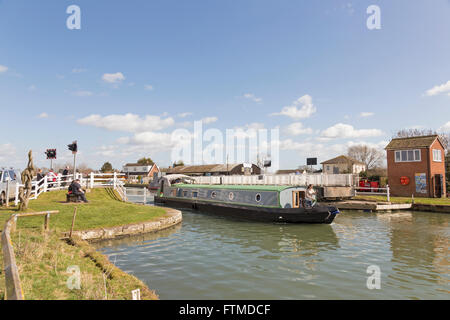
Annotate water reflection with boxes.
[94,189,450,299]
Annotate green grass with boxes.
[9,230,158,300]
[0,188,166,232]
[355,195,450,206]
[0,188,167,300]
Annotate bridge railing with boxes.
[13,172,127,206]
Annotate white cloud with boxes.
[0,143,16,161]
[38,112,49,119]
[425,80,450,96]
[95,145,117,157]
[144,84,154,91]
[72,90,93,97]
[243,93,262,103]
[0,65,8,73]
[178,112,193,118]
[117,131,192,154]
[77,113,175,132]
[284,122,313,136]
[439,121,450,132]
[359,112,374,117]
[28,85,37,91]
[271,94,316,119]
[72,68,87,73]
[102,72,125,83]
[201,117,218,124]
[320,123,384,140]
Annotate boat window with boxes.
[255,193,261,202]
[228,192,234,201]
[171,189,176,197]
[211,191,217,198]
[183,191,188,197]
[192,191,198,198]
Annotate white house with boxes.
[122,163,160,181]
[321,155,366,174]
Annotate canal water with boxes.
[94,188,449,299]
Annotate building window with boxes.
[192,191,198,198]
[395,149,421,162]
[432,149,442,162]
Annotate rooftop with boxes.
[385,135,442,150]
[166,163,253,174]
[321,155,365,165]
[173,183,293,192]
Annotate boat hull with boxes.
[154,196,339,224]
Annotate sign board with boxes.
[415,173,427,194]
[307,158,317,166]
[131,289,141,300]
[45,149,57,160]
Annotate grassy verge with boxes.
[354,195,450,206]
[0,188,168,300]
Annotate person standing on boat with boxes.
[305,184,316,207]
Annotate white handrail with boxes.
[13,172,128,205]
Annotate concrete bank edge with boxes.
[65,207,183,241]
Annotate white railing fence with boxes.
[354,185,390,202]
[13,172,127,206]
[192,173,357,187]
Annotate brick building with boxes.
[385,135,446,198]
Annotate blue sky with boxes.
[0,0,449,171]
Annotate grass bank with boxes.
[0,188,168,300]
[355,195,450,206]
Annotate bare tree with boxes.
[347,145,384,169]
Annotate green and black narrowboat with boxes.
[154,175,339,224]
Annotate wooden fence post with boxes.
[69,207,77,238]
[44,212,50,231]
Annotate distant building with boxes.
[321,155,366,174]
[122,163,160,181]
[164,163,261,176]
[385,135,446,198]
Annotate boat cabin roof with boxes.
[171,183,298,192]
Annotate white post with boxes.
[387,184,390,202]
[124,187,127,201]
[5,179,10,207]
[57,174,61,189]
[14,183,19,206]
[143,187,147,203]
[90,172,94,189]
[113,172,117,189]
[43,176,48,193]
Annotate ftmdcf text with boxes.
[179,304,271,318]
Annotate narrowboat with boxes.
[154,175,339,224]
